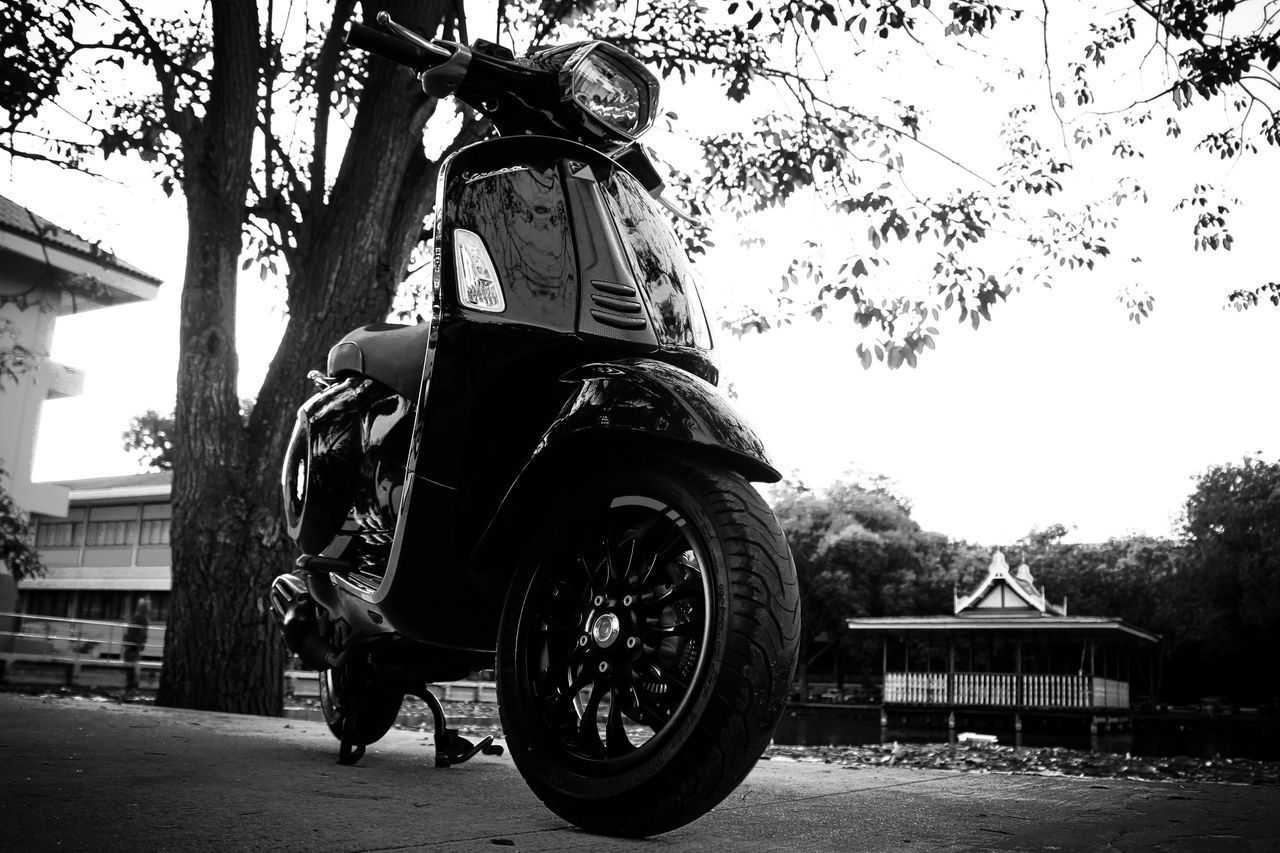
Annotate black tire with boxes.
[496,456,801,837]
[318,658,404,748]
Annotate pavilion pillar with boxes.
[1089,639,1096,709]
[947,634,955,706]
[1015,640,1023,708]
[834,635,843,691]
[881,636,887,688]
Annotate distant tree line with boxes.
[774,456,1280,706]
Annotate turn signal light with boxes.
[454,228,505,313]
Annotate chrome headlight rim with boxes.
[556,41,660,143]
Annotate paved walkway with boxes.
[1,693,1276,852]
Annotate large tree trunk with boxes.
[156,0,272,713]
[158,0,471,715]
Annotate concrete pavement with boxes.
[1,692,1277,852]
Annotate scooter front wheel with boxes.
[496,456,801,837]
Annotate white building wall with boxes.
[0,260,73,518]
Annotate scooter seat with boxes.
[327,322,429,399]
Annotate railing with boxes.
[884,672,1131,709]
[0,611,165,662]
[1092,677,1129,709]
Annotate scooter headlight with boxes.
[560,43,659,141]
[453,228,505,313]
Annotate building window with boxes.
[85,505,140,547]
[36,521,82,548]
[85,520,138,547]
[17,590,75,618]
[77,591,132,622]
[139,518,171,545]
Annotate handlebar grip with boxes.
[346,22,428,69]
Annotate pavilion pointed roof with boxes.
[847,550,1155,643]
[953,551,1067,617]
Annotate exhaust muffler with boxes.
[269,573,343,671]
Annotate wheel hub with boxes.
[591,612,621,648]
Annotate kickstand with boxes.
[406,685,504,768]
[335,688,371,766]
[337,736,366,766]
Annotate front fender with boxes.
[548,358,780,483]
[470,357,779,573]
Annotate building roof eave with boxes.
[845,615,1160,643]
[0,229,162,312]
[28,473,172,513]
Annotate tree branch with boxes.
[262,0,277,202]
[307,0,357,229]
[795,81,997,189]
[1041,0,1073,164]
[0,136,105,177]
[117,0,193,138]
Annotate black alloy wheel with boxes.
[525,491,711,764]
[497,457,801,837]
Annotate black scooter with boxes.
[270,13,800,837]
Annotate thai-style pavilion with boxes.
[845,552,1159,735]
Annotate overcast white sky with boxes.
[7,3,1279,546]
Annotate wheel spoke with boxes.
[577,678,607,756]
[618,538,637,583]
[536,643,589,695]
[641,574,703,608]
[606,510,638,586]
[649,527,689,573]
[626,516,685,584]
[621,512,666,563]
[578,553,608,592]
[604,686,635,756]
[549,666,595,719]
[636,551,661,588]
[601,528,619,587]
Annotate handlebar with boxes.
[344,13,575,140]
[345,21,431,69]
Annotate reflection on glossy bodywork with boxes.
[357,393,414,532]
[450,162,576,330]
[552,358,779,482]
[286,378,374,555]
[600,172,712,350]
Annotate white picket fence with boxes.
[883,671,1131,709]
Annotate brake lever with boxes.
[376,11,452,59]
[656,193,702,227]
